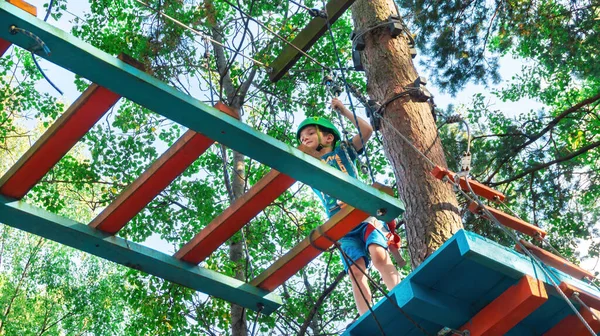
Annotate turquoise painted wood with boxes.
[344,230,600,335]
[0,2,404,222]
[0,195,282,314]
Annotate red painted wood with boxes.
[560,282,600,311]
[89,130,214,234]
[460,275,548,336]
[516,240,593,280]
[0,85,120,199]
[544,307,600,336]
[175,170,296,264]
[431,166,505,202]
[468,202,547,238]
[7,0,37,16]
[251,206,371,291]
[0,39,11,56]
[90,103,238,234]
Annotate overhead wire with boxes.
[219,0,330,71]
[133,0,268,67]
[321,1,376,184]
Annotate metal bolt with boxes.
[376,208,387,216]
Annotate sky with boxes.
[10,0,597,276]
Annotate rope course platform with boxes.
[345,230,600,336]
[0,0,404,315]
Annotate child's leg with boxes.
[347,257,372,315]
[368,244,400,290]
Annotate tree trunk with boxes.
[352,0,463,267]
[230,150,248,336]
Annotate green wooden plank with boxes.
[268,0,355,82]
[0,2,403,222]
[0,195,281,314]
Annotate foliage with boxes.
[0,0,598,334]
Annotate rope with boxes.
[572,292,600,323]
[133,0,267,67]
[250,303,264,336]
[322,4,376,184]
[458,178,597,336]
[317,228,432,335]
[220,0,330,71]
[9,26,51,56]
[375,108,595,334]
[374,111,438,168]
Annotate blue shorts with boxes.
[338,221,388,272]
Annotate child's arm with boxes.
[331,98,373,152]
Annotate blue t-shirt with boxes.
[311,142,358,218]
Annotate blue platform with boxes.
[344,230,599,335]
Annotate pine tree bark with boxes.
[352,0,463,267]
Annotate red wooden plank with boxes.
[0,84,121,199]
[89,103,239,234]
[544,307,600,336]
[251,206,370,291]
[516,240,594,280]
[460,275,548,336]
[559,282,600,311]
[468,202,547,238]
[250,183,391,291]
[0,38,11,56]
[431,166,505,202]
[175,170,296,264]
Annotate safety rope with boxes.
[316,226,433,336]
[321,3,377,184]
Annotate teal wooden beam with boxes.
[0,195,282,314]
[0,2,404,222]
[268,0,356,82]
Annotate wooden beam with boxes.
[268,0,355,82]
[175,169,296,264]
[544,307,600,336]
[1,0,36,56]
[0,84,121,199]
[560,282,600,311]
[90,103,238,234]
[459,275,548,336]
[0,4,404,221]
[431,166,505,202]
[516,240,594,280]
[0,195,282,314]
[0,53,144,200]
[251,183,392,291]
[251,205,370,291]
[468,202,547,238]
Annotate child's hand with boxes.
[331,98,345,112]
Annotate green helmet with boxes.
[296,117,341,143]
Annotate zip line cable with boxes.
[133,0,268,67]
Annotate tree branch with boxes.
[486,92,600,183]
[490,139,600,186]
[297,271,346,336]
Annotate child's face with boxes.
[299,126,333,150]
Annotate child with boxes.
[296,98,400,316]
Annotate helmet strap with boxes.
[315,126,333,151]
